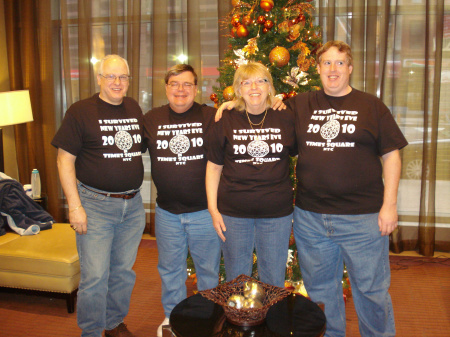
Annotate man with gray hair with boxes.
[52,54,145,337]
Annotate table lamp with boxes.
[0,90,34,173]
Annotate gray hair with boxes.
[98,55,130,75]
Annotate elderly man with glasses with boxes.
[143,64,221,337]
[52,55,145,337]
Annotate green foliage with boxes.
[213,0,323,104]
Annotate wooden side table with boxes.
[33,194,48,211]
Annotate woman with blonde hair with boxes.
[206,62,297,287]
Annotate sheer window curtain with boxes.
[317,0,449,255]
[4,0,229,231]
[5,0,448,254]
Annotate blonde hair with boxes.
[232,62,275,111]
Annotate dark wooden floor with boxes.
[0,240,449,336]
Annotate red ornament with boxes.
[264,20,274,29]
[231,15,241,27]
[210,93,218,102]
[262,27,270,34]
[242,15,253,26]
[298,14,305,22]
[260,0,274,12]
[288,91,297,98]
[257,15,266,25]
[281,92,289,100]
[236,24,249,38]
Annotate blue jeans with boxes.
[293,207,395,337]
[76,183,145,337]
[155,207,221,318]
[221,213,293,288]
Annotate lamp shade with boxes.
[0,90,34,127]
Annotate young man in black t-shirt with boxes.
[286,41,407,337]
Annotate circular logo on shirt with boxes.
[247,140,270,158]
[320,119,340,140]
[115,131,133,152]
[169,135,190,155]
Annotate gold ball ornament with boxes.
[223,86,235,101]
[243,298,263,309]
[231,0,241,7]
[243,281,266,303]
[269,46,290,67]
[236,24,249,38]
[227,294,245,309]
[260,0,274,12]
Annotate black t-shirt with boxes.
[286,89,408,215]
[51,94,145,192]
[207,108,297,218]
[143,103,216,214]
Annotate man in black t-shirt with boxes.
[286,41,407,337]
[143,64,221,337]
[52,55,144,337]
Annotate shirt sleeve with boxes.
[377,100,408,155]
[206,118,226,165]
[51,107,84,156]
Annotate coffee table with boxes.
[170,293,326,337]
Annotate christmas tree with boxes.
[189,0,352,298]
[209,0,322,106]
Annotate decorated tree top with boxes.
[211,0,323,105]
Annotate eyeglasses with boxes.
[241,79,269,87]
[99,74,131,82]
[167,82,195,89]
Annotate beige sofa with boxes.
[0,223,80,313]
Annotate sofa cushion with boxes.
[0,223,80,292]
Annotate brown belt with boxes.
[103,192,137,199]
[81,184,138,199]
